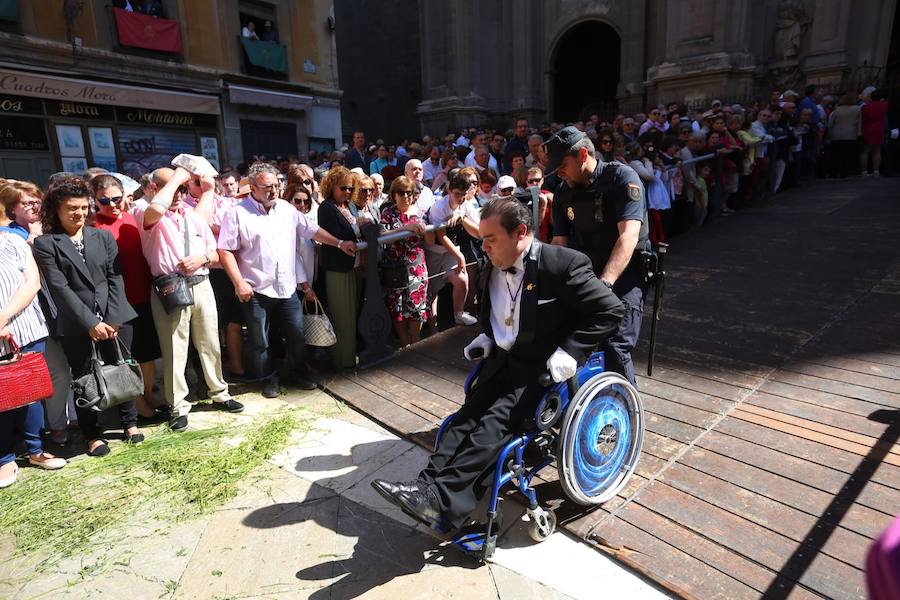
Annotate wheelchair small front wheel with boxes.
[526,507,557,542]
[557,372,644,505]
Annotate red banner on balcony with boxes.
[113,8,182,53]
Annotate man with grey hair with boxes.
[371,172,387,207]
[404,158,435,216]
[524,134,546,168]
[217,162,355,398]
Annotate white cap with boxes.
[497,175,516,191]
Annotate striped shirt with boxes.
[0,233,48,355]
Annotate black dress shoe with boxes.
[87,442,110,457]
[262,379,281,398]
[170,415,188,432]
[396,488,444,529]
[293,377,317,391]
[371,479,427,505]
[125,432,145,444]
[216,398,245,413]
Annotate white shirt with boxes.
[414,186,435,217]
[425,194,480,253]
[217,198,319,299]
[465,150,498,172]
[455,135,470,147]
[489,248,527,351]
[423,158,442,183]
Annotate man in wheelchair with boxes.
[373,197,625,533]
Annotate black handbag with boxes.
[73,339,144,413]
[152,215,195,313]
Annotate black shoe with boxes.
[216,398,245,413]
[125,432,145,444]
[170,415,188,432]
[262,379,281,398]
[293,377,317,391]
[371,479,427,506]
[396,488,444,529]
[87,442,110,457]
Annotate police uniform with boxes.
[545,126,650,385]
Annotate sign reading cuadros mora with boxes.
[0,68,220,115]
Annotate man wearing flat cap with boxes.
[546,126,650,385]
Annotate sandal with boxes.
[28,452,67,470]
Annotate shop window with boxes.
[118,125,195,181]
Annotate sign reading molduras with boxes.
[0,69,220,115]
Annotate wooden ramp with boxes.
[324,178,900,599]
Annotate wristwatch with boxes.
[336,239,344,249]
[203,255,211,267]
[600,278,614,290]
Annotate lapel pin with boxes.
[526,283,536,291]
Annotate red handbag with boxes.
[0,336,54,412]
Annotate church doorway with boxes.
[551,21,621,122]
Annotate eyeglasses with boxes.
[291,195,310,205]
[526,177,543,184]
[339,186,355,193]
[359,188,373,195]
[97,195,124,206]
[600,139,613,145]
[19,200,41,209]
[396,190,414,197]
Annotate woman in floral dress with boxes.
[380,176,428,346]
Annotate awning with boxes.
[0,68,220,114]
[228,84,312,112]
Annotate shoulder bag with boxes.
[153,216,195,313]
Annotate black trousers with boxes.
[60,326,138,440]
[601,271,646,385]
[419,356,543,529]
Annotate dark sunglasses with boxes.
[300,179,312,185]
[291,195,310,205]
[359,188,373,194]
[396,190,414,197]
[466,180,478,187]
[600,139,613,144]
[339,186,355,193]
[97,195,124,206]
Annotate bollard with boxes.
[356,222,395,368]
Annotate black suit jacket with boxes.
[33,227,137,337]
[478,240,624,381]
[317,200,357,272]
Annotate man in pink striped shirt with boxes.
[134,166,243,432]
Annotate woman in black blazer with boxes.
[33,179,142,457]
[317,167,360,370]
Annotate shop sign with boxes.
[46,100,115,120]
[0,94,43,116]
[117,107,218,129]
[0,116,49,151]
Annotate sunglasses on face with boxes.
[300,179,312,185]
[396,190,414,197]
[97,195,124,206]
[292,195,310,205]
[466,180,478,187]
[359,188,373,195]
[339,186,355,193]
[600,139,613,145]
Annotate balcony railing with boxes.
[238,36,288,79]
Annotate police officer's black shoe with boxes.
[371,479,427,505]
[395,487,443,529]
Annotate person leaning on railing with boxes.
[379,176,429,347]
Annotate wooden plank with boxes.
[657,461,873,568]
[400,350,470,386]
[629,481,866,599]
[679,445,894,539]
[746,390,891,438]
[770,369,900,410]
[712,417,900,492]
[350,368,456,421]
[698,429,900,516]
[759,379,891,420]
[636,377,737,415]
[730,408,900,466]
[736,403,900,456]
[323,374,434,434]
[783,361,900,394]
[375,360,467,405]
[640,366,749,402]
[645,412,708,445]
[798,355,900,381]
[642,395,721,429]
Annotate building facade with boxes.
[0,0,342,184]
[416,0,898,134]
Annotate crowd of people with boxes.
[0,83,890,487]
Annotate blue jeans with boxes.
[241,292,306,382]
[0,339,47,465]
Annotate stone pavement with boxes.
[0,389,669,600]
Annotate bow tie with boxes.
[502,266,517,274]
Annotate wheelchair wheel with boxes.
[527,507,556,542]
[557,372,644,505]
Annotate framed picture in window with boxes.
[55,124,85,157]
[88,127,116,159]
[61,157,88,173]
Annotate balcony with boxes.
[111,7,183,60]
[0,0,19,33]
[238,36,288,80]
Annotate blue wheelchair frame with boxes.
[434,351,638,560]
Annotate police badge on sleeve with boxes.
[627,183,642,201]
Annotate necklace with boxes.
[504,271,524,327]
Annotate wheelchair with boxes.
[434,351,644,561]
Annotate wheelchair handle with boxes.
[467,346,485,360]
[538,373,581,398]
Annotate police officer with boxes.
[544,126,650,385]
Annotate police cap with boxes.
[543,126,586,175]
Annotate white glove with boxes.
[547,348,577,383]
[463,333,494,361]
